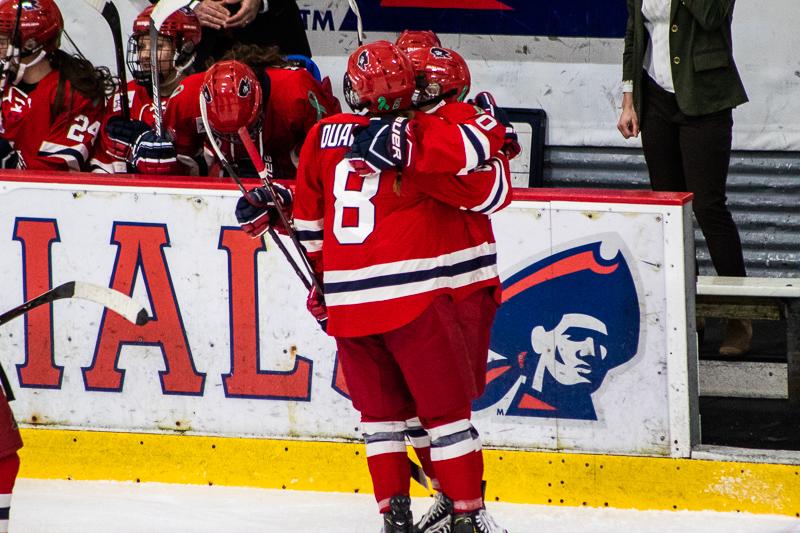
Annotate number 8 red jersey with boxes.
[293,105,511,338]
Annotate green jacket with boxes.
[623,0,748,116]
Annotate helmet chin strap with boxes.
[173,49,195,78]
[12,49,47,85]
[156,51,195,94]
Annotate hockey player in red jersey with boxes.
[89,5,201,174]
[0,372,21,533]
[382,41,522,533]
[0,0,114,171]
[289,41,511,533]
[163,43,340,179]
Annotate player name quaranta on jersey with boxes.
[320,123,356,149]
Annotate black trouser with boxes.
[640,73,746,277]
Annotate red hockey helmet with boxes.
[408,47,471,106]
[127,5,202,86]
[202,60,264,138]
[343,41,416,115]
[395,30,441,58]
[0,0,63,55]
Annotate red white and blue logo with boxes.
[357,50,370,71]
[340,0,626,38]
[473,239,641,421]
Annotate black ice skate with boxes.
[383,495,413,533]
[450,509,508,533]
[413,491,454,533]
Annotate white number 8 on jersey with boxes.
[333,160,379,244]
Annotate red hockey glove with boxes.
[306,285,328,329]
[105,117,151,161]
[234,183,293,238]
[347,117,410,176]
[472,92,521,160]
[130,130,179,175]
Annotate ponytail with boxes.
[218,43,290,72]
[48,50,116,116]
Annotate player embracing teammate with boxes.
[237,36,517,532]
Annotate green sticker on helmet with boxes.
[377,96,390,111]
[308,91,327,121]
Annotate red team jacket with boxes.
[293,103,512,338]
[164,66,341,178]
[0,70,104,171]
[89,80,162,174]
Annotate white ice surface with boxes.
[10,479,800,533]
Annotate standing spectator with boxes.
[617,0,751,355]
[0,0,114,172]
[181,0,311,68]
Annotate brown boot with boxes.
[719,319,753,356]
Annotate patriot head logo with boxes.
[474,239,641,421]
[429,47,451,59]
[238,77,252,98]
[357,50,370,71]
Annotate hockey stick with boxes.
[236,126,324,296]
[347,0,365,46]
[0,363,13,402]
[149,0,191,135]
[0,281,149,328]
[237,132,429,490]
[81,0,131,120]
[0,281,149,402]
[199,96,313,295]
[409,459,428,489]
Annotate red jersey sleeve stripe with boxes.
[37,144,89,171]
[457,124,490,175]
[474,158,509,215]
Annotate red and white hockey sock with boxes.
[362,420,410,513]
[426,419,483,513]
[405,417,440,491]
[471,424,485,491]
[0,453,20,533]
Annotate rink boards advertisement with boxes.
[0,173,696,458]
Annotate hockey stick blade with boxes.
[150,0,191,31]
[81,0,131,120]
[80,0,108,11]
[347,0,365,46]
[0,282,149,328]
[409,459,429,489]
